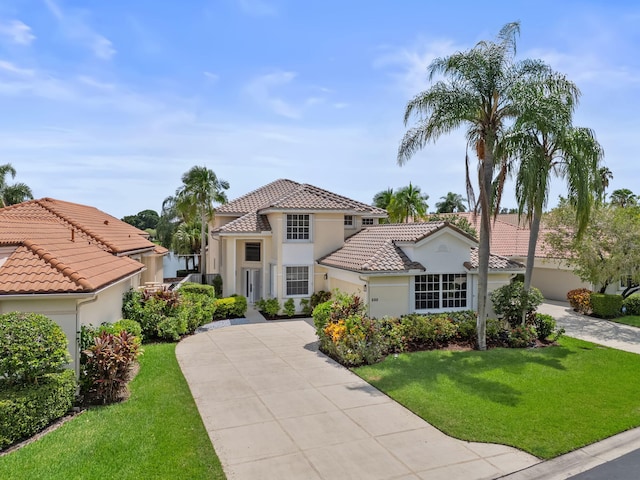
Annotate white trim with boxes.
[284,213,313,243]
[283,264,313,297]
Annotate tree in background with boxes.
[597,167,613,204]
[372,188,394,210]
[609,188,637,208]
[435,192,467,213]
[387,183,429,222]
[174,166,229,275]
[397,22,551,349]
[0,163,33,207]
[171,222,201,271]
[545,200,640,297]
[122,209,160,230]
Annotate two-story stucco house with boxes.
[209,179,524,318]
[0,198,167,373]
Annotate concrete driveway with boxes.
[176,316,538,480]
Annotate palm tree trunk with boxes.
[521,208,542,325]
[200,210,207,276]
[476,136,495,351]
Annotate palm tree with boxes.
[505,70,603,323]
[372,188,394,210]
[596,167,613,204]
[171,221,201,271]
[388,183,429,222]
[0,163,33,207]
[610,188,637,208]
[397,22,550,349]
[175,166,229,275]
[436,192,467,213]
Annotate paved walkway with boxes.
[176,310,538,480]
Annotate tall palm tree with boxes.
[175,166,229,275]
[436,192,467,213]
[397,22,550,349]
[596,167,613,204]
[171,221,201,271]
[0,163,33,207]
[388,183,429,222]
[505,71,603,323]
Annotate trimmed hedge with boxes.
[179,282,215,297]
[0,369,75,450]
[213,295,247,319]
[590,293,623,318]
[622,294,640,316]
[0,312,70,386]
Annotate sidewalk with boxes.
[176,312,538,480]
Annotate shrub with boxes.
[212,274,223,297]
[81,331,142,405]
[213,296,248,319]
[567,288,593,315]
[396,314,458,350]
[299,298,312,316]
[179,292,217,332]
[507,325,537,348]
[622,294,640,316]
[0,370,75,450]
[0,312,70,386]
[122,289,144,322]
[179,282,215,297]
[156,316,188,341]
[486,318,509,347]
[590,293,623,319]
[533,313,564,342]
[312,301,333,340]
[257,297,281,318]
[321,315,388,367]
[452,313,477,344]
[490,282,543,327]
[310,290,332,309]
[111,319,143,339]
[283,298,296,317]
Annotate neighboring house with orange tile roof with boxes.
[209,180,523,318]
[451,213,591,301]
[0,198,168,373]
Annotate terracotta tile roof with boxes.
[450,213,551,258]
[319,222,464,273]
[215,179,387,234]
[219,212,272,233]
[465,248,525,271]
[0,198,154,294]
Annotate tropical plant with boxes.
[387,183,429,222]
[504,69,603,324]
[609,188,637,208]
[596,167,613,204]
[397,22,550,349]
[435,192,467,213]
[170,221,201,271]
[0,163,33,207]
[174,166,229,275]
[121,209,160,230]
[372,188,394,210]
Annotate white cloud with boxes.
[43,0,116,60]
[237,0,277,16]
[0,20,36,45]
[204,71,219,82]
[0,60,35,77]
[374,39,464,95]
[245,71,301,118]
[77,75,115,90]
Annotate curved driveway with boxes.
[176,313,537,480]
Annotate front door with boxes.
[243,268,261,304]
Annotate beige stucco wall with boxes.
[530,258,591,301]
[140,253,164,284]
[368,276,410,318]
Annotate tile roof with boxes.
[215,179,387,233]
[449,213,552,258]
[465,248,525,271]
[318,222,471,273]
[0,198,157,294]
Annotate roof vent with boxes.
[104,220,109,225]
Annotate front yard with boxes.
[355,336,640,459]
[0,343,225,480]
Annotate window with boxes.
[286,266,309,296]
[362,218,374,226]
[286,214,310,240]
[245,242,260,262]
[415,274,467,310]
[344,215,354,228]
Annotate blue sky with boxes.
[0,0,638,219]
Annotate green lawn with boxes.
[355,336,640,459]
[0,343,225,480]
[611,315,640,328]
